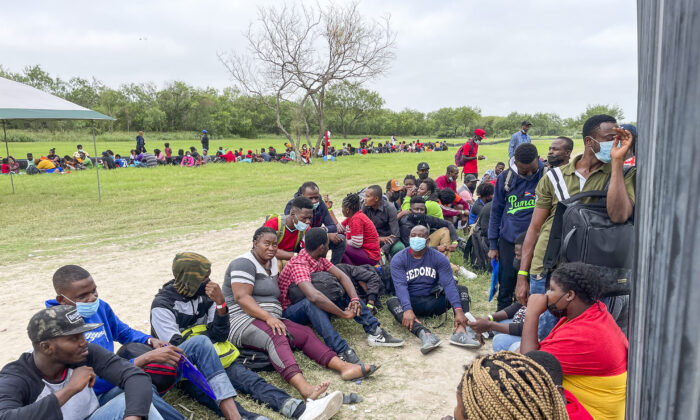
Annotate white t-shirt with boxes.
[36,368,100,420]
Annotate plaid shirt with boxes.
[278,249,334,309]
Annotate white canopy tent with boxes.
[0,77,115,199]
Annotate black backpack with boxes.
[542,167,635,296]
[237,348,275,371]
[286,271,345,305]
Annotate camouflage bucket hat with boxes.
[172,252,212,297]
[28,305,102,343]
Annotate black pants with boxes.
[386,285,470,337]
[328,233,346,265]
[497,238,516,311]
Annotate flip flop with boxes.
[359,364,380,379]
[342,393,364,404]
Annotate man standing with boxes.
[0,306,160,419]
[362,185,404,257]
[386,226,478,354]
[284,182,346,264]
[136,131,146,153]
[201,130,210,152]
[435,165,460,192]
[517,115,635,337]
[416,162,430,181]
[488,143,545,310]
[546,136,574,168]
[508,121,532,158]
[459,129,486,179]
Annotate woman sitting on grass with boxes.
[339,193,381,266]
[223,226,379,400]
[180,151,195,167]
[519,262,628,420]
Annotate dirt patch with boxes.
[0,222,490,419]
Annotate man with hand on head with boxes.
[0,305,161,420]
[387,225,479,354]
[47,265,186,420]
[284,182,346,264]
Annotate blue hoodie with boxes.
[488,159,545,248]
[46,298,151,395]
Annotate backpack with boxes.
[466,221,491,271]
[454,141,474,167]
[502,165,548,194]
[263,214,304,251]
[238,348,275,371]
[26,165,40,175]
[286,271,345,305]
[181,324,240,368]
[542,166,635,296]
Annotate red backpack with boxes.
[454,140,474,167]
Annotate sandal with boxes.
[360,364,380,378]
[342,392,364,404]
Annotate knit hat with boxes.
[172,252,211,297]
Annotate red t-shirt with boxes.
[277,249,334,309]
[361,149,368,155]
[263,217,304,253]
[564,389,594,420]
[341,211,381,261]
[462,140,478,174]
[539,302,628,376]
[165,147,172,158]
[0,164,9,174]
[435,175,457,192]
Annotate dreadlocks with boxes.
[342,192,361,213]
[457,351,568,420]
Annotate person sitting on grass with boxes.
[481,162,506,184]
[223,227,378,402]
[519,262,628,420]
[47,265,187,420]
[386,225,478,354]
[264,196,313,269]
[152,253,336,420]
[283,182,346,265]
[35,157,63,173]
[448,351,568,420]
[468,232,527,352]
[0,305,162,420]
[339,193,381,266]
[1,158,10,174]
[468,182,494,225]
[435,165,460,193]
[180,151,195,167]
[278,228,403,365]
[154,148,166,165]
[361,184,404,257]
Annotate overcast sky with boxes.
[1,0,638,120]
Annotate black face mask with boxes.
[194,280,210,297]
[418,172,428,180]
[547,154,563,167]
[547,293,570,318]
[513,257,521,271]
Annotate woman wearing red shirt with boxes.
[340,193,381,266]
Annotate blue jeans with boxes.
[227,361,303,417]
[530,274,559,340]
[178,335,237,402]
[491,319,522,352]
[89,391,163,420]
[99,385,184,420]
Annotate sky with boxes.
[0,0,638,120]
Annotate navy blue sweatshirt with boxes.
[284,198,337,233]
[488,160,545,248]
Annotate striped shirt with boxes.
[223,251,283,346]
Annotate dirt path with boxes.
[0,222,489,419]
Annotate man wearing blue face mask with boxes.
[266,196,314,268]
[284,182,346,264]
[517,114,636,338]
[386,225,479,354]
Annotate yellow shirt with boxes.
[564,372,627,420]
[36,159,55,170]
[401,199,444,219]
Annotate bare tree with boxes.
[219,1,395,160]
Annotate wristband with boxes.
[147,338,152,346]
[488,314,494,322]
[216,302,227,310]
[366,303,375,309]
[350,297,360,302]
[451,241,458,245]
[518,270,529,277]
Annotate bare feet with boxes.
[302,381,330,400]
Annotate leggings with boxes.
[342,245,379,266]
[242,319,337,382]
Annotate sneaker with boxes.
[338,348,362,364]
[299,390,343,420]
[367,327,404,347]
[418,330,441,355]
[449,330,481,349]
[457,266,477,280]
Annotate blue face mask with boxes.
[409,237,427,251]
[590,138,614,163]
[293,215,309,232]
[312,201,320,210]
[62,295,100,318]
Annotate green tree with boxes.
[325,81,384,138]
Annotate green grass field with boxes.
[0,136,582,419]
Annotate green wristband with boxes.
[518,270,529,277]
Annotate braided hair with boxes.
[253,226,277,242]
[550,262,603,305]
[458,351,568,420]
[342,192,361,214]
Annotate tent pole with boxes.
[92,120,101,202]
[2,120,15,194]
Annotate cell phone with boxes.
[466,312,490,339]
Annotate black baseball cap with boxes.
[27,305,102,343]
[522,120,532,126]
[417,162,430,170]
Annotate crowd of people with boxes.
[0,115,637,420]
[0,131,454,176]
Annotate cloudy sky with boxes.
[1,0,638,120]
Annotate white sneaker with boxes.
[457,266,477,280]
[299,390,343,420]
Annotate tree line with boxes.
[1,64,625,141]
